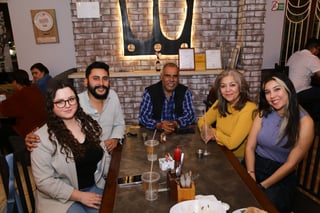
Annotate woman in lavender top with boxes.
[245,73,314,213]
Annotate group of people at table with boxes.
[0,38,319,213]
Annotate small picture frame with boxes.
[205,49,222,69]
[179,48,195,71]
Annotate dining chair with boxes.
[0,153,22,213]
[13,149,35,213]
[0,153,9,199]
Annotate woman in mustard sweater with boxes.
[198,70,256,158]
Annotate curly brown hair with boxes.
[45,79,102,161]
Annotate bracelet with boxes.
[117,138,124,145]
[247,170,255,174]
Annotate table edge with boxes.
[219,145,279,213]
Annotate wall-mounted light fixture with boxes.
[119,0,194,56]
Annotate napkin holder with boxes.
[177,181,195,202]
[167,171,195,202]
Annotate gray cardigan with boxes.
[31,124,110,213]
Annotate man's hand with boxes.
[158,121,178,134]
[25,127,40,152]
[104,138,118,153]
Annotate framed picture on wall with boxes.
[31,9,59,44]
[179,48,195,71]
[229,45,241,69]
[205,49,222,69]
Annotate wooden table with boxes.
[100,127,279,213]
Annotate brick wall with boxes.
[73,73,217,125]
[70,0,266,124]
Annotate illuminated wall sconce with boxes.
[119,0,194,56]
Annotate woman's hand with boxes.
[200,124,215,143]
[73,191,102,209]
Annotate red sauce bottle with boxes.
[173,146,181,162]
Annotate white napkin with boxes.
[195,195,230,211]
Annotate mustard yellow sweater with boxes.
[198,101,257,158]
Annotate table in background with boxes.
[0,110,15,127]
[100,127,279,213]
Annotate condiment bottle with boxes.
[174,146,181,162]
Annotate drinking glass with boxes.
[200,124,214,156]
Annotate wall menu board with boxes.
[205,49,222,69]
[31,9,59,44]
[179,48,195,71]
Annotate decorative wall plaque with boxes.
[119,0,194,56]
[31,9,59,44]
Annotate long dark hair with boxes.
[214,69,251,116]
[258,73,300,148]
[45,79,102,160]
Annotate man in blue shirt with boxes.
[139,62,195,134]
[30,63,52,94]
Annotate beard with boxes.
[88,85,109,100]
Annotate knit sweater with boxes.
[198,101,257,158]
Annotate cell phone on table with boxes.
[117,175,142,187]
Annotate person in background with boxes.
[0,69,46,153]
[245,73,314,213]
[25,61,125,154]
[139,62,196,134]
[31,79,108,213]
[286,38,320,119]
[30,62,52,94]
[198,70,256,158]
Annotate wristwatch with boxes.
[117,138,124,145]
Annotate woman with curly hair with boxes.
[31,79,108,213]
[198,70,257,158]
[245,73,314,212]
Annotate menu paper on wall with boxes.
[76,2,100,18]
[179,48,195,71]
[205,49,222,69]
